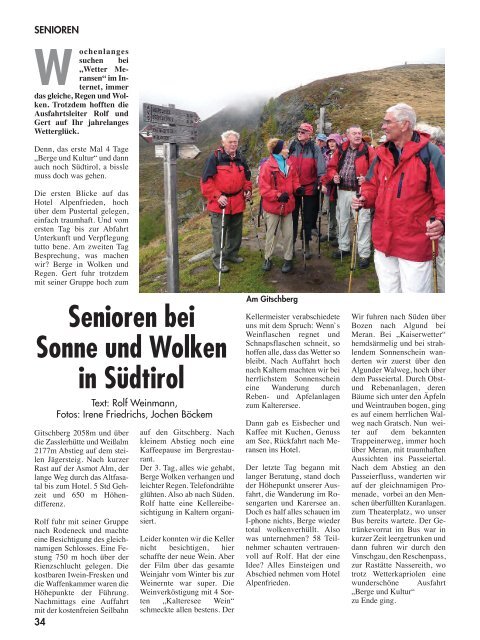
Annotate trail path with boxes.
[243,213,377,294]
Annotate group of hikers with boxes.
[200,102,445,293]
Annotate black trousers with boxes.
[292,194,318,243]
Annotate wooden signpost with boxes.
[142,103,200,293]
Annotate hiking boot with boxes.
[213,261,230,273]
[281,260,293,274]
[304,241,312,260]
[319,234,329,242]
[330,238,339,247]
[262,258,272,271]
[358,256,370,269]
[332,249,350,259]
[226,255,244,264]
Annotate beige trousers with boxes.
[264,212,294,260]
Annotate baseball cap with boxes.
[299,123,314,134]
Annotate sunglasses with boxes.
[297,129,309,134]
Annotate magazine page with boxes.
[2,3,476,639]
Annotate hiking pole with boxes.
[298,197,304,253]
[274,206,284,238]
[317,189,321,258]
[257,197,264,227]
[348,194,361,293]
[335,177,343,261]
[300,196,307,271]
[354,177,364,270]
[218,207,226,291]
[248,199,263,256]
[327,194,331,243]
[430,216,438,293]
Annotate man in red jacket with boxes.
[353,103,445,293]
[201,130,252,273]
[323,125,375,268]
[288,123,326,258]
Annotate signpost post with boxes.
[142,103,200,293]
[163,142,179,292]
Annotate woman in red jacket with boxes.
[258,138,302,273]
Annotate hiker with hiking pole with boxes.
[315,133,329,252]
[288,123,326,261]
[258,138,302,274]
[200,130,252,275]
[324,125,375,268]
[353,103,445,293]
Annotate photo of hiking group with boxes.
[139,64,444,294]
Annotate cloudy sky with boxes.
[137,0,444,120]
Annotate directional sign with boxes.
[150,124,198,143]
[140,123,198,144]
[155,144,201,160]
[177,144,201,160]
[143,103,200,127]
[139,126,153,143]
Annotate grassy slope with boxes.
[140,205,278,294]
[279,64,445,135]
